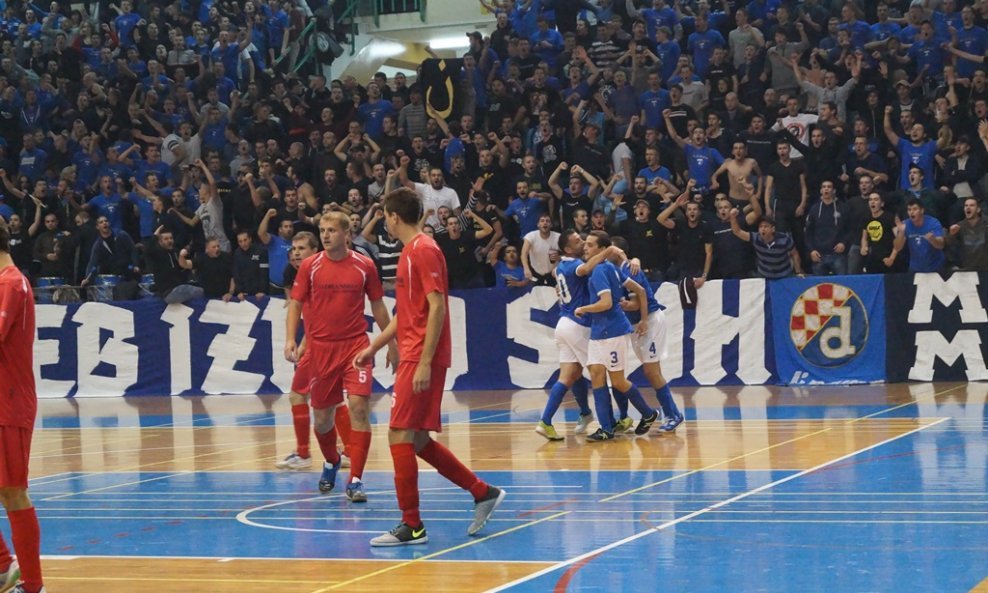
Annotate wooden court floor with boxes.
[19,382,988,592]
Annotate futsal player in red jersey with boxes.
[277,232,355,473]
[0,219,45,593]
[355,188,506,547]
[285,213,397,502]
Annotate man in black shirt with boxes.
[618,199,670,281]
[147,228,203,304]
[437,212,493,289]
[764,140,808,245]
[232,230,268,300]
[179,238,233,299]
[657,188,714,285]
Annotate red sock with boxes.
[9,508,41,592]
[314,428,340,465]
[335,406,352,456]
[390,443,421,527]
[348,430,371,482]
[417,440,488,500]
[291,404,311,459]
[0,532,11,573]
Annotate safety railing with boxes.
[373,0,426,27]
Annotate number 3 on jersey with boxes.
[557,272,571,304]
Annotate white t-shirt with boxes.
[414,182,460,228]
[773,113,819,159]
[524,230,561,276]
[162,133,183,166]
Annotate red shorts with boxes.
[291,336,372,410]
[390,361,447,432]
[0,426,32,489]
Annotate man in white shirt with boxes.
[522,214,561,286]
[397,155,459,228]
[772,97,818,159]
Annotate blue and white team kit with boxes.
[554,257,668,370]
[618,260,668,366]
[554,257,592,367]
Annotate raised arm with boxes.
[547,161,568,200]
[258,208,276,245]
[662,109,687,148]
[883,105,901,147]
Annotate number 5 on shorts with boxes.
[358,369,368,383]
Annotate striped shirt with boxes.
[750,231,795,279]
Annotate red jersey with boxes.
[0,266,36,428]
[291,250,383,342]
[395,233,452,367]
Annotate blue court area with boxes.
[18,387,988,592]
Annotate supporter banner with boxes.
[770,276,886,385]
[421,58,464,120]
[33,278,775,398]
[885,272,988,382]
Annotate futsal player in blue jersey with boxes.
[610,237,685,433]
[536,229,620,441]
[575,231,659,442]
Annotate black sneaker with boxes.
[370,522,428,547]
[634,410,659,435]
[585,428,615,442]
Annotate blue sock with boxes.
[612,388,629,418]
[592,387,614,433]
[655,384,680,418]
[620,385,655,417]
[571,378,591,416]
[541,382,568,425]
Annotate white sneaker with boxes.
[275,452,313,470]
[339,449,351,468]
[573,413,593,435]
[0,559,19,593]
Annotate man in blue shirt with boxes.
[574,231,657,442]
[503,181,547,237]
[357,82,395,140]
[639,72,671,130]
[536,229,612,441]
[610,236,683,433]
[112,0,141,48]
[890,198,945,273]
[953,6,988,78]
[883,105,937,190]
[664,109,725,193]
[629,0,678,42]
[687,13,725,78]
[86,176,126,236]
[530,16,564,70]
[258,208,295,293]
[18,133,47,182]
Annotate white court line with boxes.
[485,416,950,593]
[38,553,547,564]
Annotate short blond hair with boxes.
[320,211,350,232]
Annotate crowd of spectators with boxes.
[2,0,988,302]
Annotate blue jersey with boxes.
[587,261,634,340]
[904,215,945,273]
[618,261,662,325]
[555,257,590,328]
[89,193,125,234]
[896,139,937,189]
[685,144,725,188]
